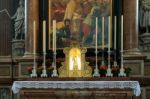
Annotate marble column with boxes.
[24,0,39,56]
[123,0,141,55]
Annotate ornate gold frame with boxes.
[58,43,92,77]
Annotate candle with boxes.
[121,15,123,51]
[53,20,56,52]
[95,17,98,69]
[43,20,46,52]
[108,16,111,52]
[114,16,117,50]
[33,21,36,54]
[102,17,104,50]
[96,17,98,50]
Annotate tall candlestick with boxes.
[108,16,111,52]
[101,17,105,66]
[31,21,37,77]
[119,15,126,76]
[53,20,56,52]
[114,16,117,50]
[41,20,47,77]
[113,16,118,67]
[52,21,58,77]
[33,21,36,54]
[106,16,113,77]
[102,17,104,50]
[96,17,98,68]
[43,20,46,52]
[96,17,98,51]
[93,17,100,77]
[121,15,123,52]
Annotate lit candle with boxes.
[43,20,46,52]
[33,21,36,54]
[102,17,104,50]
[114,16,117,50]
[53,20,56,53]
[96,17,98,51]
[108,16,111,52]
[121,15,123,52]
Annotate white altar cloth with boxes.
[12,81,141,96]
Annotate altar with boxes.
[12,80,141,99]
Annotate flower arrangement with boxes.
[124,66,132,76]
[111,67,120,77]
[99,65,108,76]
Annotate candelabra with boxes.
[41,52,47,77]
[51,52,58,77]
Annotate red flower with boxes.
[123,66,131,74]
[99,65,108,70]
[111,67,120,75]
[112,67,119,71]
[99,65,108,74]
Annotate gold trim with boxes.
[58,43,92,77]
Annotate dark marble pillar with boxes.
[123,0,141,55]
[24,0,39,56]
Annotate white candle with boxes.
[43,20,46,52]
[53,20,56,52]
[102,17,104,50]
[33,21,36,54]
[108,16,111,52]
[121,15,123,51]
[96,17,98,50]
[114,16,117,50]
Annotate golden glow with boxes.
[69,48,81,70]
[58,43,92,77]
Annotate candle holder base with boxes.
[119,68,126,77]
[52,69,58,77]
[30,69,37,78]
[113,61,118,67]
[93,69,100,77]
[41,69,47,77]
[106,68,113,77]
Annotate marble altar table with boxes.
[12,80,141,99]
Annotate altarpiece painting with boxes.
[49,0,112,49]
